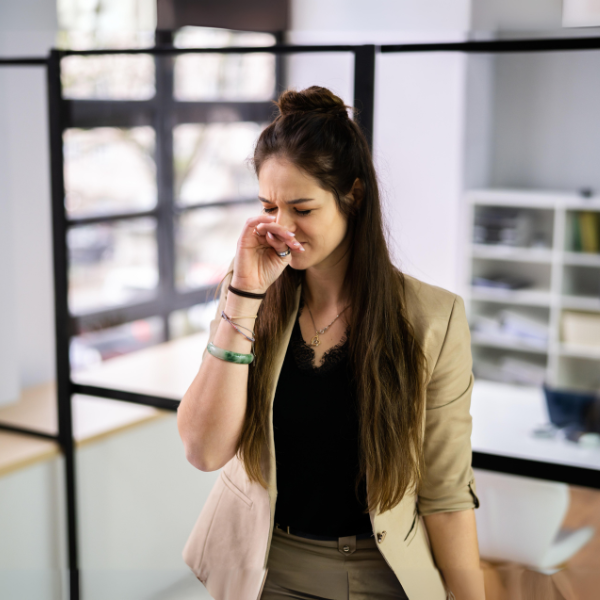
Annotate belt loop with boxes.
[338,535,357,555]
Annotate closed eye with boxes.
[262,207,312,217]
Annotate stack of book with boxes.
[571,211,600,253]
[471,275,533,290]
[473,207,534,246]
[473,356,547,386]
[472,310,549,349]
[561,311,600,348]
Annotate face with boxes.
[258,157,351,271]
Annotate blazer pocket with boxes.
[222,470,254,508]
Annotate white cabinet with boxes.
[464,188,600,391]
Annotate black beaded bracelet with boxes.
[228,284,267,299]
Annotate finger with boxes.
[242,215,277,239]
[255,221,297,239]
[267,231,305,252]
[266,232,293,259]
[248,214,277,226]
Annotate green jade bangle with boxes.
[207,342,254,364]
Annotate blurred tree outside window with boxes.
[64,127,156,217]
[56,0,278,368]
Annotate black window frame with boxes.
[64,30,288,339]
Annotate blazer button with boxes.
[376,531,387,543]
[343,545,350,552]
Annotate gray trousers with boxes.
[260,524,409,600]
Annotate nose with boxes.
[275,207,295,233]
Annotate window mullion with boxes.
[154,30,177,341]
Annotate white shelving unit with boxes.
[464,188,600,391]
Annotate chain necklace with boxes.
[304,296,350,347]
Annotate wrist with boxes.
[225,293,263,314]
[229,276,267,296]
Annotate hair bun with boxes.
[276,86,350,119]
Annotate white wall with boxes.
[374,52,470,292]
[490,48,600,192]
[470,0,563,32]
[0,0,57,403]
[0,123,20,405]
[288,0,473,293]
[292,0,471,34]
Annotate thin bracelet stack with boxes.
[206,307,259,365]
[221,310,255,342]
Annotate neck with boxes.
[303,235,351,311]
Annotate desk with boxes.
[72,332,209,400]
[471,380,600,486]
[0,333,209,477]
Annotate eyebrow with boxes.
[258,196,315,206]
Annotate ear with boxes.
[347,178,364,209]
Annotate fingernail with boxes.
[299,246,305,252]
[267,232,274,239]
[287,231,295,237]
[267,215,276,220]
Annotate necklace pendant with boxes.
[310,335,320,347]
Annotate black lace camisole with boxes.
[272,295,372,537]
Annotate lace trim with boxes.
[291,295,350,375]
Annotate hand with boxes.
[230,214,305,294]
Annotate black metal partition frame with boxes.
[1,35,600,600]
[1,43,376,600]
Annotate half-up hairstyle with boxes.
[232,86,428,515]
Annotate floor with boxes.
[481,485,600,600]
[150,572,212,600]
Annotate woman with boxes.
[178,86,484,600]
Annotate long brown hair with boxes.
[231,86,428,515]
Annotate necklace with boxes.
[304,296,350,347]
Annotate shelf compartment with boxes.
[565,210,600,253]
[556,355,600,391]
[472,345,548,387]
[561,264,600,298]
[472,204,554,249]
[470,257,552,307]
[469,302,550,354]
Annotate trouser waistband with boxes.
[275,523,373,542]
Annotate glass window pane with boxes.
[61,54,155,100]
[176,203,261,291]
[64,127,157,218]
[70,317,164,372]
[174,122,263,206]
[169,300,219,340]
[68,218,158,315]
[173,27,276,101]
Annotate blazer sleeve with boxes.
[417,294,481,516]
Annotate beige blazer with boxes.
[182,268,480,600]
